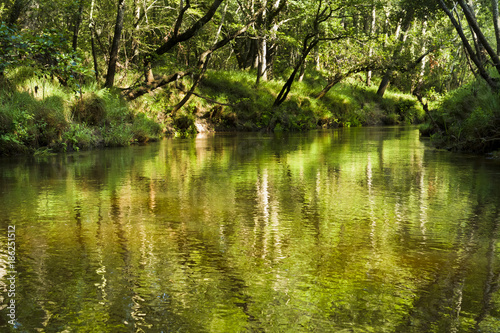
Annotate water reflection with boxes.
[1,127,500,331]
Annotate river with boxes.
[1,127,500,332]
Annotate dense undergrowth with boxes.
[419,77,500,154]
[194,70,425,132]
[0,66,425,155]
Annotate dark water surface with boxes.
[1,127,500,332]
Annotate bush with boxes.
[103,123,133,147]
[421,79,500,153]
[62,123,98,151]
[132,113,162,142]
[173,110,197,134]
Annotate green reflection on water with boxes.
[1,127,500,332]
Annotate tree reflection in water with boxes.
[1,127,500,332]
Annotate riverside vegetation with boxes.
[1,0,499,155]
[0,66,424,155]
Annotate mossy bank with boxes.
[0,67,425,156]
[419,76,500,155]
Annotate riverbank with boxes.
[0,67,424,155]
[419,76,500,155]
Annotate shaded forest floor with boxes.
[0,67,425,155]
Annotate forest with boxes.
[1,0,500,155]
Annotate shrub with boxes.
[132,113,162,142]
[173,111,197,134]
[103,123,133,146]
[62,123,98,151]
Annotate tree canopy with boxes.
[1,0,499,123]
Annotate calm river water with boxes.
[1,127,500,332]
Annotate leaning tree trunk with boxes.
[316,73,344,99]
[437,0,500,91]
[273,38,318,107]
[122,7,261,101]
[457,0,500,75]
[142,0,224,83]
[105,0,126,88]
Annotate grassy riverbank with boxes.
[0,67,424,155]
[419,77,500,154]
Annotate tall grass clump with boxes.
[0,66,163,155]
[0,82,68,154]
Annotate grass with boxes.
[0,65,425,155]
[420,78,500,153]
[196,70,423,131]
[0,66,162,155]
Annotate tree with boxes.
[273,0,334,107]
[437,0,500,91]
[142,0,224,84]
[104,0,127,88]
[376,7,414,97]
[123,3,264,101]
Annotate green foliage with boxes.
[0,71,162,154]
[62,123,98,151]
[1,23,91,88]
[421,79,500,152]
[132,113,162,142]
[102,123,133,147]
[0,86,68,154]
[173,110,197,135]
[71,93,107,126]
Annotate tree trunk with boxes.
[366,6,376,86]
[437,0,500,90]
[105,0,126,88]
[89,0,99,82]
[297,61,305,82]
[90,32,99,81]
[274,38,318,107]
[376,70,393,97]
[171,56,211,115]
[123,9,260,101]
[130,0,143,65]
[258,37,267,81]
[493,0,500,56]
[412,19,428,93]
[457,0,500,75]
[255,1,267,84]
[274,0,332,106]
[316,73,344,99]
[72,0,84,51]
[144,0,224,73]
[142,0,223,82]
